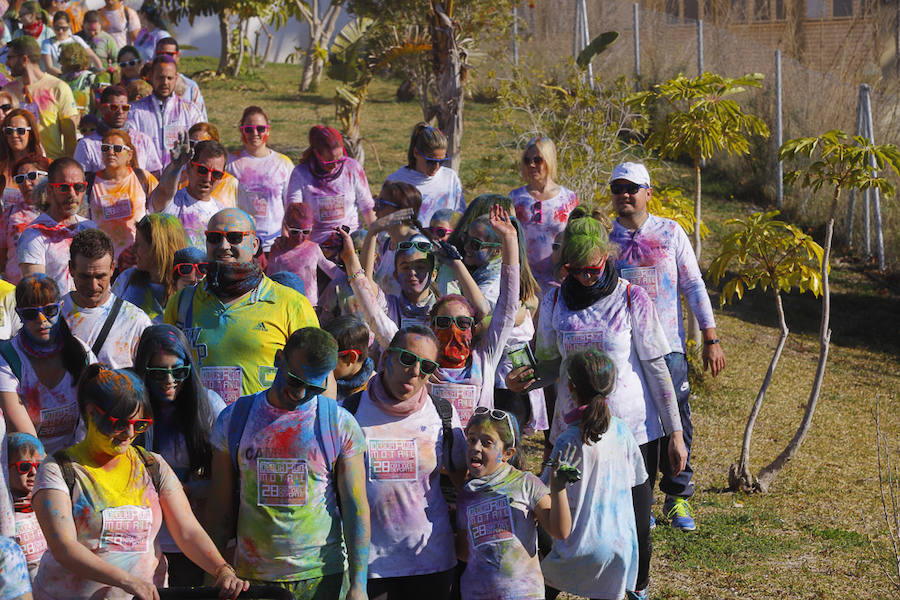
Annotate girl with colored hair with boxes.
[87,128,157,262]
[226,106,294,253]
[0,154,50,283]
[0,274,92,455]
[132,324,227,585]
[284,124,376,243]
[510,136,579,294]
[509,215,686,600]
[112,213,188,322]
[456,406,578,599]
[31,364,248,599]
[385,122,465,226]
[540,350,649,600]
[340,205,520,428]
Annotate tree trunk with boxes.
[728,289,789,493]
[217,9,232,76]
[755,192,836,493]
[686,159,703,349]
[298,0,344,92]
[234,19,247,77]
[430,1,464,172]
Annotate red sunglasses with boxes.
[338,349,361,362]
[49,181,87,194]
[93,404,153,434]
[191,162,225,181]
[313,149,347,167]
[566,255,609,278]
[9,461,40,475]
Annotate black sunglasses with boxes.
[609,182,649,195]
[145,365,191,381]
[205,230,251,245]
[0,104,13,112]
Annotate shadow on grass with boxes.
[269,93,333,106]
[710,276,900,357]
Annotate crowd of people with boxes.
[0,4,728,600]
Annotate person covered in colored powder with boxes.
[608,162,726,532]
[7,432,48,580]
[341,323,466,600]
[322,315,374,403]
[266,202,341,308]
[17,157,97,295]
[284,125,376,244]
[0,274,93,456]
[61,229,152,368]
[163,208,319,403]
[32,365,248,599]
[207,327,370,600]
[456,407,578,600]
[0,154,49,284]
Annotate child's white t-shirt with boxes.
[385,165,465,227]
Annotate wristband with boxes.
[348,269,365,282]
[704,338,720,346]
[214,563,235,579]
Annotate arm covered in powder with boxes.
[640,356,681,435]
[338,228,399,349]
[476,206,521,367]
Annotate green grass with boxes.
[189,59,900,599]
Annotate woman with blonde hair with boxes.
[385,122,464,226]
[112,213,188,322]
[510,136,579,294]
[86,129,158,261]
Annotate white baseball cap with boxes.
[610,162,651,187]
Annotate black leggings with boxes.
[367,568,455,600]
[494,388,532,434]
[633,438,661,592]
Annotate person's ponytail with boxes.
[580,392,611,445]
[565,349,616,445]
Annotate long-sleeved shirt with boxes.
[126,92,202,170]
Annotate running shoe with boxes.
[664,496,697,531]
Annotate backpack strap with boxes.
[0,339,21,381]
[227,394,256,473]
[175,285,197,331]
[133,445,163,493]
[316,395,342,470]
[52,450,76,496]
[342,390,364,415]
[430,396,460,472]
[90,295,125,357]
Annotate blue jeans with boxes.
[658,352,694,499]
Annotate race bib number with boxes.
[100,506,153,553]
[39,402,80,438]
[429,383,476,427]
[200,366,243,405]
[561,330,605,355]
[467,497,514,547]
[100,194,133,221]
[14,513,47,565]
[316,195,345,222]
[257,458,307,507]
[367,439,417,482]
[621,266,658,300]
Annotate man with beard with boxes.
[2,36,78,159]
[163,207,319,404]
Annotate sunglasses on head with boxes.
[374,197,400,211]
[93,404,153,434]
[173,262,208,277]
[287,227,311,236]
[609,182,649,195]
[101,143,131,154]
[16,303,61,321]
[466,237,501,251]
[397,240,432,253]
[145,365,191,382]
[425,226,452,239]
[101,102,130,113]
[3,126,30,136]
[49,181,87,194]
[523,154,544,167]
[13,170,46,184]
[118,58,141,67]
[205,230,251,245]
[9,460,41,475]
[192,162,225,180]
[388,347,439,375]
[0,104,13,112]
[240,124,269,135]
[472,406,517,447]
[432,314,475,330]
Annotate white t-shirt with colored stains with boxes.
[31,449,180,600]
[17,213,97,296]
[352,389,467,578]
[0,336,96,455]
[61,292,152,368]
[385,166,465,227]
[226,149,295,251]
[160,189,223,250]
[457,463,549,600]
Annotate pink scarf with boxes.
[564,404,589,424]
[368,372,428,417]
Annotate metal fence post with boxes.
[512,6,519,67]
[775,50,783,209]
[697,19,704,75]
[862,85,886,270]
